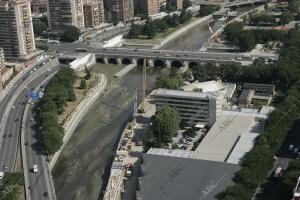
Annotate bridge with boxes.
[198,0,267,8]
[59,48,279,68]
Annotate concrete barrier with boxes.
[49,74,108,170]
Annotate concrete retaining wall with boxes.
[49,74,108,170]
[69,53,96,71]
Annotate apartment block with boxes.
[0,0,36,59]
[140,0,159,15]
[98,0,105,24]
[30,0,47,14]
[47,0,85,31]
[152,89,216,127]
[83,2,100,27]
[111,0,134,21]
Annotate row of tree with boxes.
[224,21,288,51]
[127,10,193,39]
[218,27,300,199]
[154,73,184,89]
[40,67,77,155]
[199,5,221,17]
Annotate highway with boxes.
[0,59,59,200]
[23,70,58,200]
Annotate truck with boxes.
[32,165,38,173]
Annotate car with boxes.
[25,141,29,145]
[274,167,283,178]
[29,186,33,191]
[176,55,181,57]
[11,105,15,109]
[3,165,7,170]
[3,134,6,138]
[32,165,38,173]
[8,134,12,138]
[134,49,138,52]
[43,192,49,197]
[0,172,4,180]
[15,119,19,122]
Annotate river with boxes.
[53,15,223,200]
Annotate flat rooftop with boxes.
[137,154,240,200]
[153,89,212,99]
[147,148,193,158]
[193,113,255,162]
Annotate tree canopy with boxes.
[153,106,181,146]
[60,26,81,42]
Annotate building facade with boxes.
[152,89,216,127]
[243,83,275,96]
[140,0,159,15]
[111,0,134,21]
[30,0,47,14]
[0,0,36,59]
[98,0,105,24]
[47,0,85,31]
[83,2,100,27]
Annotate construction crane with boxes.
[138,59,147,113]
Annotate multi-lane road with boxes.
[0,59,59,200]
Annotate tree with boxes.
[127,24,141,39]
[143,19,157,39]
[288,0,300,13]
[60,26,81,42]
[199,5,216,16]
[36,44,49,52]
[282,11,294,25]
[238,31,256,51]
[183,0,192,9]
[165,1,176,13]
[80,79,87,89]
[33,20,48,36]
[85,67,92,80]
[153,106,180,146]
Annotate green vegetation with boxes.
[154,73,184,89]
[60,26,81,42]
[152,106,181,147]
[80,79,87,89]
[248,13,276,26]
[212,28,300,200]
[282,11,294,25]
[127,10,192,39]
[280,159,300,199]
[41,67,77,155]
[33,20,48,36]
[36,43,49,52]
[183,0,192,9]
[0,172,24,200]
[199,5,220,16]
[224,22,288,51]
[191,134,205,151]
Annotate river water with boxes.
[53,16,220,200]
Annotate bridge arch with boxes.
[137,58,144,66]
[96,58,105,63]
[171,60,183,68]
[108,57,117,64]
[154,59,166,67]
[189,62,199,68]
[122,58,131,65]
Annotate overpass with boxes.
[66,48,279,67]
[198,0,267,8]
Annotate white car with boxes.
[32,165,38,173]
[0,172,4,179]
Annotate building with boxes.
[30,0,47,14]
[169,0,182,10]
[83,2,100,27]
[140,0,159,15]
[111,0,134,21]
[98,0,105,24]
[239,89,255,106]
[0,0,36,59]
[243,83,275,96]
[47,0,85,31]
[152,89,216,127]
[135,153,240,200]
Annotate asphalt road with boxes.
[0,59,59,173]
